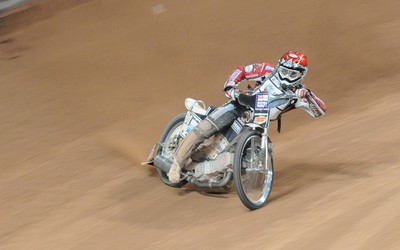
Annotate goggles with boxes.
[278,66,302,82]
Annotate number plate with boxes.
[255,94,269,111]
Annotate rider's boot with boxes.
[167,130,201,183]
[167,159,181,183]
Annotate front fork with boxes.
[260,111,271,169]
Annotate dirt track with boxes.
[1,1,400,249]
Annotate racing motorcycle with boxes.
[143,90,297,210]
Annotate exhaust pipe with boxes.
[153,155,172,173]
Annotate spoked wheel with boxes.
[233,129,274,210]
[156,113,187,188]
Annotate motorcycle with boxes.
[143,90,297,210]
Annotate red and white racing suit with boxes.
[224,62,327,119]
[168,62,326,183]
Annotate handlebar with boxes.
[234,89,298,109]
[235,89,298,99]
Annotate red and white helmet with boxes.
[276,50,308,89]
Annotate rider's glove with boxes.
[295,88,310,99]
[226,88,240,101]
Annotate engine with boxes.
[188,133,234,182]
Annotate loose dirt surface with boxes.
[1,1,399,249]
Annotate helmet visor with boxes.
[278,67,302,82]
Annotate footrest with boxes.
[140,143,159,166]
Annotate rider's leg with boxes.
[168,103,239,183]
[167,118,217,183]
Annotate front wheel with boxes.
[156,113,188,188]
[233,129,274,210]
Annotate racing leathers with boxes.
[224,62,326,119]
[167,62,326,183]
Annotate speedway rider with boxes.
[168,50,327,183]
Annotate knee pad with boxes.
[195,118,218,138]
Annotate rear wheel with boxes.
[233,129,274,210]
[156,113,187,188]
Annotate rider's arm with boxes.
[295,86,327,118]
[223,63,275,100]
[223,67,246,100]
